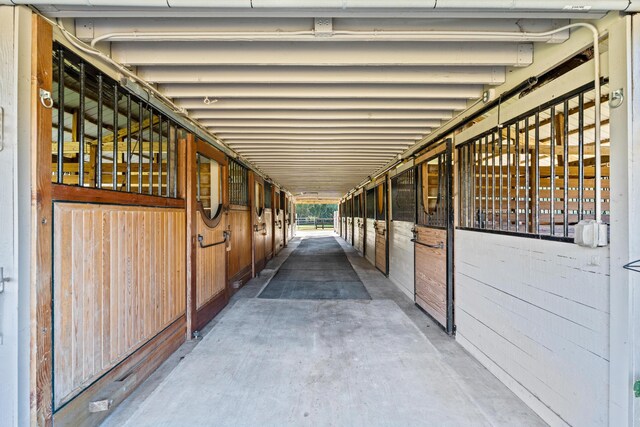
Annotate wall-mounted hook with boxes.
[39,89,53,109]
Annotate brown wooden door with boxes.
[413,140,454,334]
[187,136,230,336]
[252,174,267,274]
[374,181,388,274]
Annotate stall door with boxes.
[252,174,267,274]
[188,137,230,335]
[413,141,454,334]
[374,181,388,274]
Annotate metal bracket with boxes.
[0,267,8,293]
[623,259,640,274]
[197,230,230,249]
[0,107,4,152]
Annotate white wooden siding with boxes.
[455,230,610,427]
[389,221,414,299]
[365,219,376,266]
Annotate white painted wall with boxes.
[455,230,610,426]
[365,219,376,266]
[388,221,414,299]
[0,6,31,427]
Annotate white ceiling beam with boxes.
[161,83,481,98]
[112,41,532,67]
[175,98,469,110]
[232,146,406,151]
[224,133,420,144]
[78,17,568,39]
[138,65,505,85]
[226,140,413,145]
[189,110,453,120]
[201,119,439,128]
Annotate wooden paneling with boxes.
[195,212,227,309]
[274,208,284,254]
[52,203,186,407]
[365,218,376,266]
[264,209,274,260]
[388,221,414,299]
[53,316,186,427]
[228,208,252,286]
[374,221,387,274]
[414,226,447,327]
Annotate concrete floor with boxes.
[102,231,546,427]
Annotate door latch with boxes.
[0,267,9,293]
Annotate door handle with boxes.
[0,267,9,294]
[411,239,444,249]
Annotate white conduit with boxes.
[349,23,603,224]
[89,30,567,47]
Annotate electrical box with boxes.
[574,220,608,248]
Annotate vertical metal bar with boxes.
[535,111,541,234]
[148,107,154,195]
[166,123,172,197]
[563,100,570,237]
[173,126,179,198]
[112,84,118,191]
[506,125,511,231]
[484,135,489,229]
[97,74,103,188]
[126,94,132,192]
[515,121,520,232]
[477,139,482,228]
[158,115,163,196]
[578,93,585,221]
[78,62,85,187]
[525,116,530,233]
[137,102,143,193]
[56,48,65,184]
[550,106,556,235]
[469,141,478,228]
[498,128,503,230]
[492,132,496,230]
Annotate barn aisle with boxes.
[103,233,545,427]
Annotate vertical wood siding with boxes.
[388,221,414,299]
[375,225,387,273]
[53,203,186,408]
[455,230,610,426]
[228,209,252,281]
[195,212,226,309]
[264,210,273,259]
[365,219,376,266]
[414,227,447,326]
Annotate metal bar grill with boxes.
[457,83,609,241]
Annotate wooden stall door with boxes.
[413,141,454,334]
[252,174,267,274]
[374,182,388,274]
[187,137,230,336]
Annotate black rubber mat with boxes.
[259,237,371,300]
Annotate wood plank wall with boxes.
[414,227,447,326]
[365,219,376,265]
[52,203,186,408]
[228,208,252,285]
[195,212,227,309]
[264,209,274,260]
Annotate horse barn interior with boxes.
[1,2,640,427]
